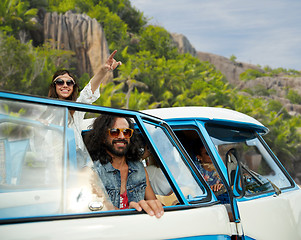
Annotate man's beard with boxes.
[105,139,130,157]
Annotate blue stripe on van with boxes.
[168,235,231,240]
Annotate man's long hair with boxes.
[84,114,142,164]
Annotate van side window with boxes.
[143,122,206,204]
[174,129,229,203]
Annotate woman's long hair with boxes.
[84,114,142,164]
[48,69,79,101]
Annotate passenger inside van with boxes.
[142,144,196,206]
[143,145,173,196]
[175,130,230,204]
[193,144,224,191]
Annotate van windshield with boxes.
[205,123,292,194]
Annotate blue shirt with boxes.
[193,156,221,186]
[193,156,229,204]
[93,160,146,208]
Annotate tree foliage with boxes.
[287,89,301,104]
[139,25,178,59]
[240,66,301,81]
[0,33,75,95]
[0,0,38,40]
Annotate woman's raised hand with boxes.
[104,50,122,72]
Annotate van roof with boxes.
[142,106,267,132]
[82,106,268,134]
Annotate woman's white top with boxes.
[70,82,100,150]
[146,165,172,196]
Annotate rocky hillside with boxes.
[171,33,301,117]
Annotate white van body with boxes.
[1,92,300,240]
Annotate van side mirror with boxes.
[226,148,245,198]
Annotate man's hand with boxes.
[129,199,164,218]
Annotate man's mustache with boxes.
[112,139,128,144]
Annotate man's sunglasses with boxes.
[108,128,134,138]
[54,78,75,86]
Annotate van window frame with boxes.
[139,119,213,204]
[169,124,231,194]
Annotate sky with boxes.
[131,0,301,70]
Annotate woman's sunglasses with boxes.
[108,128,134,138]
[54,78,75,87]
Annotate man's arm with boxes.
[129,169,164,218]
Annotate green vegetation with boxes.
[0,33,74,95]
[287,89,301,104]
[0,0,38,40]
[263,66,301,77]
[240,66,301,81]
[229,54,237,63]
[240,69,265,81]
[0,0,301,176]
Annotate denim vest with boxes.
[93,160,146,208]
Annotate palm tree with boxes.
[0,0,38,42]
[114,57,148,109]
[124,78,148,109]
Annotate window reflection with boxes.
[0,99,113,219]
[144,122,205,203]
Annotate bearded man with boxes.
[84,114,164,218]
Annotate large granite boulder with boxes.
[44,11,110,78]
